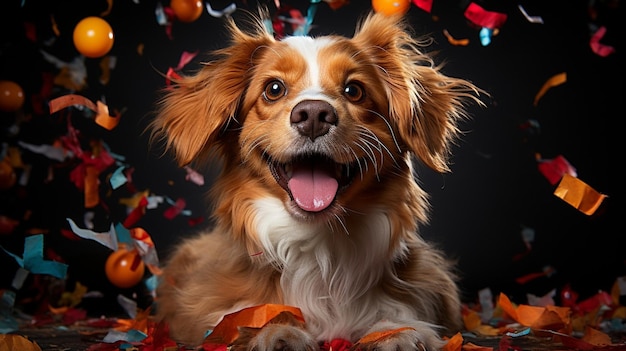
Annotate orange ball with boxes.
[105,246,145,288]
[0,80,25,112]
[73,16,114,58]
[372,0,411,16]
[0,160,16,190]
[170,0,204,23]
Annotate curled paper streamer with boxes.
[534,72,566,106]
[443,29,469,46]
[553,173,607,216]
[49,94,121,130]
[66,218,118,250]
[518,4,544,24]
[206,2,237,17]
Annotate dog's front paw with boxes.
[245,323,318,351]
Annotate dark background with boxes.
[1,0,624,316]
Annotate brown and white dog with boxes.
[150,9,481,351]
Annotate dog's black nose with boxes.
[290,100,338,141]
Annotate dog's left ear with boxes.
[150,15,275,166]
[352,13,482,172]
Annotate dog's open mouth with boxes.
[269,155,356,213]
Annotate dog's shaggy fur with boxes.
[150,10,481,351]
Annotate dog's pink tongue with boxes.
[288,163,338,212]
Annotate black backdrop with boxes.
[1,0,624,315]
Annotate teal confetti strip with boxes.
[294,0,321,36]
[0,290,18,334]
[1,234,68,279]
[110,165,128,189]
[115,222,133,245]
[506,327,531,337]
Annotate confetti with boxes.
[589,26,615,57]
[533,72,566,106]
[517,4,544,24]
[1,234,68,279]
[464,3,507,29]
[49,94,121,130]
[66,218,118,251]
[553,174,607,215]
[412,0,433,13]
[443,29,470,46]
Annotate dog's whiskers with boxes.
[366,109,402,155]
[330,211,349,236]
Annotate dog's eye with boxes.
[343,82,365,102]
[263,80,287,101]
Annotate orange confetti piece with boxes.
[554,173,607,215]
[463,342,494,351]
[533,72,566,106]
[205,304,304,344]
[582,326,611,346]
[471,324,501,336]
[462,309,482,331]
[356,326,415,345]
[48,94,121,130]
[50,14,60,37]
[442,332,463,351]
[443,29,470,46]
[0,334,42,351]
[84,165,100,208]
[498,293,570,331]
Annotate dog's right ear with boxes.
[149,14,275,166]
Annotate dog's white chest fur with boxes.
[254,198,411,340]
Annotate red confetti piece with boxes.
[537,154,576,186]
[412,0,433,13]
[464,2,508,29]
[589,26,615,57]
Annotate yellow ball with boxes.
[0,80,25,112]
[73,17,114,58]
[372,0,411,16]
[170,0,204,23]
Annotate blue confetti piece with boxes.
[479,27,493,46]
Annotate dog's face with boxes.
[151,12,478,223]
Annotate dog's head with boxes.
[150,11,481,223]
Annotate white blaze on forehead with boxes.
[281,36,333,98]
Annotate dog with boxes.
[150,9,481,351]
